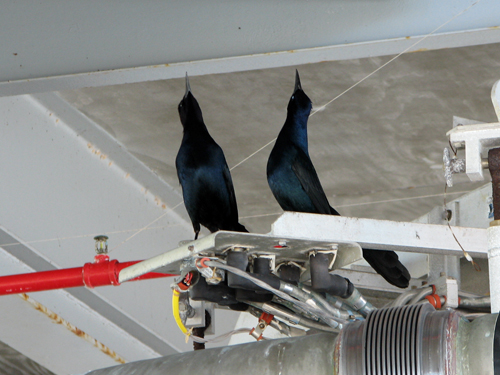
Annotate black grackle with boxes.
[267,70,410,288]
[176,74,247,240]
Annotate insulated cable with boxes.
[172,289,188,335]
[203,259,346,329]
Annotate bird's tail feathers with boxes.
[232,222,249,233]
[362,248,411,289]
[329,205,340,216]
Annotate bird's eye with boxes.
[291,95,295,100]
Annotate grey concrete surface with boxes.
[59,43,500,235]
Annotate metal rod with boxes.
[488,147,500,220]
[118,234,215,283]
[0,257,175,296]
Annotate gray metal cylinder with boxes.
[86,305,500,375]
[85,332,339,375]
[337,303,499,375]
[488,222,500,313]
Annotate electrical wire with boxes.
[203,260,345,329]
[408,287,433,305]
[387,288,421,307]
[203,261,311,310]
[173,287,253,343]
[172,289,188,335]
[189,328,253,344]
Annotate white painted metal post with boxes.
[488,220,500,313]
[492,79,500,122]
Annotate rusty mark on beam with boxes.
[409,48,428,53]
[19,293,126,364]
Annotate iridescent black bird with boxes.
[176,74,247,239]
[267,70,410,288]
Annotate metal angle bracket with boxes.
[184,301,215,335]
[445,79,500,184]
[432,274,459,309]
[446,122,500,182]
[121,231,363,282]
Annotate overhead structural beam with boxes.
[1,28,499,97]
[0,93,198,373]
[271,212,487,258]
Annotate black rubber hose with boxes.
[279,264,301,285]
[235,288,273,303]
[309,253,354,298]
[226,251,281,291]
[190,274,243,306]
[253,257,271,275]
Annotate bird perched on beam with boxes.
[176,74,247,239]
[267,70,410,288]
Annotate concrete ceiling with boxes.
[59,42,500,236]
[1,1,499,374]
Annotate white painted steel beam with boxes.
[493,79,500,122]
[1,1,499,91]
[1,28,500,97]
[271,212,487,257]
[0,93,244,373]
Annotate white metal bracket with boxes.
[445,79,500,183]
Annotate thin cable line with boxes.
[0,223,186,249]
[229,0,482,170]
[87,0,483,252]
[109,201,184,252]
[230,138,276,171]
[240,212,283,219]
[310,1,481,117]
[239,189,472,219]
[0,189,474,248]
[334,189,471,208]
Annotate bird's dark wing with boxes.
[222,162,239,222]
[362,248,411,288]
[291,148,332,215]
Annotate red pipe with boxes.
[0,255,178,296]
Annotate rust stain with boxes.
[19,293,126,364]
[490,25,500,29]
[108,161,113,166]
[125,173,130,178]
[164,64,169,67]
[87,143,92,149]
[162,204,166,209]
[409,48,428,53]
[100,154,107,160]
[55,119,59,123]
[405,36,411,39]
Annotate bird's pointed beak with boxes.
[184,73,191,98]
[294,69,302,92]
